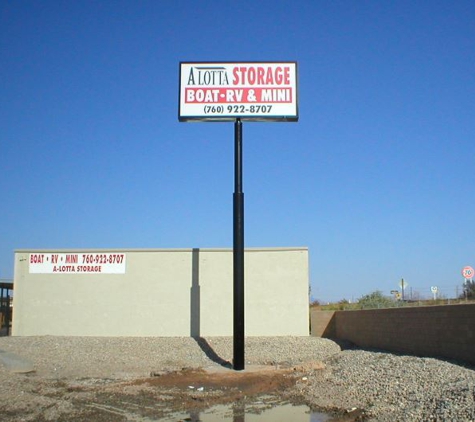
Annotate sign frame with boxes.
[178,61,299,122]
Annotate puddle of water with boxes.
[0,350,35,373]
[161,401,331,422]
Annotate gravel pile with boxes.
[2,336,475,421]
[297,348,475,421]
[0,336,340,378]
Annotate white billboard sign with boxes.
[179,62,298,122]
[29,253,126,274]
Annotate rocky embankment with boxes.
[295,346,475,421]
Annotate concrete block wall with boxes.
[311,304,475,365]
[310,310,335,337]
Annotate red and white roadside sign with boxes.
[179,62,298,122]
[462,266,474,280]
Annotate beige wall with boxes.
[13,248,309,337]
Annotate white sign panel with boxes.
[29,253,126,274]
[179,62,298,122]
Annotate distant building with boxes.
[0,281,13,336]
[12,248,309,337]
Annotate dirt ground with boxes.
[0,336,363,421]
[0,362,364,421]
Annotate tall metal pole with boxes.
[233,118,245,370]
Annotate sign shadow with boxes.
[190,248,231,368]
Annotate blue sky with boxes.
[1,1,474,302]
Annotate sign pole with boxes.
[233,118,245,371]
[179,62,298,371]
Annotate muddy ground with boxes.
[0,362,363,421]
[0,336,365,421]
